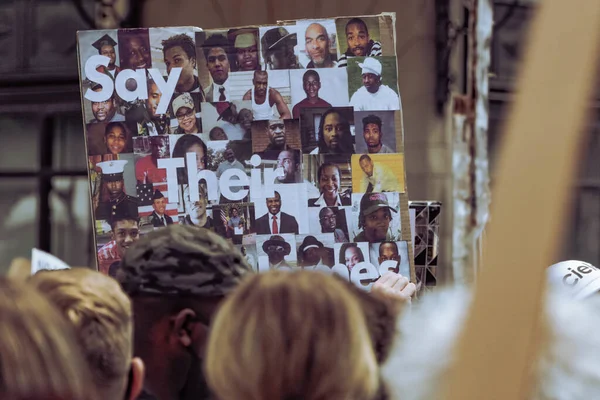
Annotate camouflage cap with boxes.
[117,225,253,297]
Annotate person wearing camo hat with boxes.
[115,224,252,400]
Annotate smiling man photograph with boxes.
[255,191,299,235]
[304,22,337,68]
[349,57,400,111]
[292,70,332,118]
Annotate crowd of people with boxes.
[3,224,600,400]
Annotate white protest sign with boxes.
[31,248,71,274]
[547,260,600,300]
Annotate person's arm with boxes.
[242,89,252,101]
[271,89,292,119]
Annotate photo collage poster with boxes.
[77,12,414,291]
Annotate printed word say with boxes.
[159,153,284,203]
[84,55,180,115]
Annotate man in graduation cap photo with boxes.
[92,34,121,78]
[95,160,140,221]
[149,190,173,228]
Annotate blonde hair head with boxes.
[0,277,98,400]
[29,267,132,399]
[206,270,379,400]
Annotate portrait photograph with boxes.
[132,136,170,197]
[308,206,352,243]
[86,121,134,156]
[88,154,138,210]
[212,202,256,243]
[195,30,234,100]
[354,111,397,154]
[254,148,303,186]
[295,233,336,269]
[289,68,349,119]
[350,192,401,242]
[137,186,180,231]
[201,100,253,141]
[299,106,355,154]
[78,29,120,81]
[148,28,202,95]
[81,80,127,125]
[176,181,215,229]
[256,233,298,271]
[236,243,259,272]
[347,56,401,111]
[295,19,339,68]
[235,69,292,118]
[335,17,382,63]
[351,153,405,193]
[253,183,308,235]
[251,119,301,153]
[334,241,371,273]
[369,240,410,278]
[227,28,261,73]
[118,28,152,70]
[303,154,352,208]
[169,92,203,135]
[258,25,301,70]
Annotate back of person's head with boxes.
[0,277,99,400]
[206,270,379,400]
[116,225,253,399]
[28,267,143,400]
[382,285,600,400]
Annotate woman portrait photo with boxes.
[339,242,366,272]
[308,162,351,207]
[172,93,201,134]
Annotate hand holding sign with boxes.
[371,271,417,314]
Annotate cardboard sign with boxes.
[77,14,416,286]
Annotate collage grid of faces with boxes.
[80,14,412,286]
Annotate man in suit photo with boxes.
[149,190,173,227]
[255,190,299,234]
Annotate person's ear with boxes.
[127,357,145,400]
[172,308,209,354]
